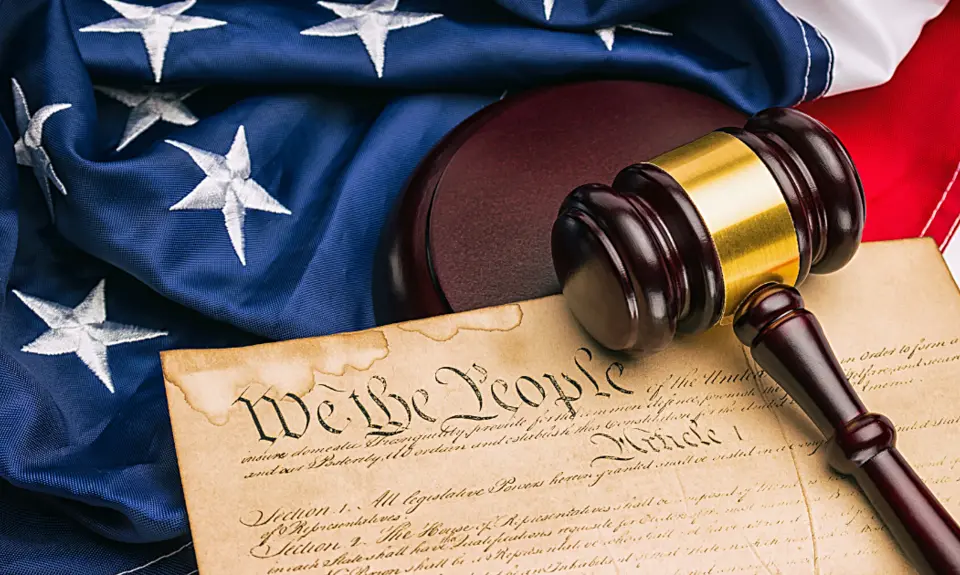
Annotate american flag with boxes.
[0,0,955,572]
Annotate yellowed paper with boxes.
[162,239,960,575]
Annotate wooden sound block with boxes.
[372,80,745,325]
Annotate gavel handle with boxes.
[734,284,960,575]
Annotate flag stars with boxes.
[11,79,72,219]
[13,280,167,393]
[543,0,554,20]
[166,126,291,266]
[96,86,200,151]
[596,23,672,51]
[301,0,442,78]
[80,0,227,83]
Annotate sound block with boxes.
[372,81,745,325]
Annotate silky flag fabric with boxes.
[0,0,948,573]
[797,0,960,269]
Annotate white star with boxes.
[165,126,291,266]
[301,0,442,78]
[96,86,199,151]
[79,0,226,83]
[11,79,72,219]
[14,280,167,393]
[543,0,554,20]
[595,23,672,51]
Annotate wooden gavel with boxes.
[551,108,960,574]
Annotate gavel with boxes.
[551,108,960,574]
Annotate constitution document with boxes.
[162,239,960,575]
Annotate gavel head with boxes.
[551,107,865,353]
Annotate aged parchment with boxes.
[162,239,960,575]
